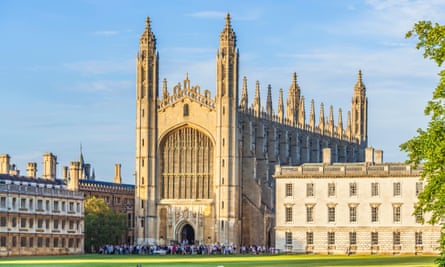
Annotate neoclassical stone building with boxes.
[135,14,368,247]
[274,148,440,255]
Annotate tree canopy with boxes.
[400,20,445,266]
[84,196,128,253]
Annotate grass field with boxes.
[0,254,438,267]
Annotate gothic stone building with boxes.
[135,14,368,247]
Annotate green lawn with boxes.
[0,254,437,267]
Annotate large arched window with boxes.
[160,126,213,199]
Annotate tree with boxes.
[400,21,445,266]
[84,196,127,253]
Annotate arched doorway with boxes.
[180,224,195,245]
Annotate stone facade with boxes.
[274,148,440,255]
[0,154,84,257]
[135,14,368,247]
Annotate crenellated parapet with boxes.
[158,74,216,110]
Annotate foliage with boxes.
[84,196,128,253]
[401,21,445,266]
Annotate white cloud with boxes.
[91,30,120,36]
[65,80,133,93]
[64,59,133,75]
[187,11,226,19]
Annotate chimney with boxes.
[0,154,10,174]
[68,161,81,191]
[42,152,57,180]
[9,164,19,176]
[62,166,69,180]
[114,163,122,184]
[374,149,383,164]
[365,147,374,165]
[27,162,37,178]
[322,148,332,165]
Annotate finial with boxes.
[186,72,189,80]
[358,69,362,81]
[226,13,231,26]
[146,17,151,30]
[293,72,297,82]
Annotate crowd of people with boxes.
[97,242,276,255]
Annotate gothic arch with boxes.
[159,125,214,199]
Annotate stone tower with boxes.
[135,17,159,244]
[215,14,240,244]
[351,70,368,156]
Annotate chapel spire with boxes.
[278,88,284,122]
[240,76,248,109]
[351,69,368,147]
[253,80,261,116]
[266,84,273,117]
[286,72,300,125]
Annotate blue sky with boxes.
[0,0,444,184]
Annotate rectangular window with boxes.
[349,207,357,223]
[415,210,423,223]
[29,218,33,228]
[37,199,43,210]
[349,182,357,197]
[46,238,50,247]
[306,183,314,197]
[416,182,423,196]
[371,182,379,196]
[393,206,401,223]
[54,238,58,247]
[62,220,65,230]
[37,219,43,228]
[0,236,6,247]
[393,182,401,196]
[68,238,74,248]
[38,237,43,247]
[306,206,314,223]
[285,232,292,245]
[12,217,17,227]
[20,218,26,228]
[285,183,293,197]
[371,232,378,245]
[69,202,74,212]
[415,232,423,245]
[12,236,16,247]
[371,206,379,222]
[328,183,336,197]
[29,199,33,211]
[54,201,59,211]
[285,207,293,223]
[328,207,335,222]
[45,219,50,229]
[306,232,314,245]
[12,198,16,209]
[77,202,81,212]
[349,232,356,245]
[29,237,33,248]
[62,201,66,212]
[54,219,59,229]
[69,220,74,229]
[328,232,335,245]
[46,200,50,211]
[0,197,6,208]
[20,198,26,209]
[21,237,26,247]
[0,217,6,227]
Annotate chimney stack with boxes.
[26,162,37,178]
[0,154,10,174]
[374,149,383,164]
[322,148,332,165]
[68,161,81,191]
[62,166,69,180]
[114,163,122,184]
[365,147,375,165]
[42,152,57,180]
